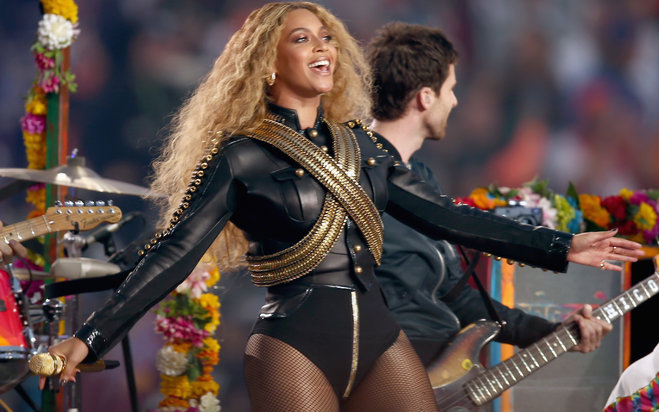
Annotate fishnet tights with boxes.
[244,332,438,412]
[244,333,339,411]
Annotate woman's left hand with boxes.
[567,229,645,271]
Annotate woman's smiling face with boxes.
[271,8,337,105]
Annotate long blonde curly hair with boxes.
[148,2,372,270]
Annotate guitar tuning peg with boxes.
[54,200,63,206]
[96,200,106,206]
[107,200,114,206]
[64,201,74,207]
[74,200,84,207]
[85,200,95,207]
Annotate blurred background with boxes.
[1,0,658,411]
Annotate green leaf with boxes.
[566,182,580,203]
[627,204,640,217]
[54,50,63,66]
[505,188,519,199]
[31,42,44,53]
[646,189,659,201]
[187,353,202,381]
[526,177,553,199]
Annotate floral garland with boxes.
[579,188,659,244]
[457,178,659,244]
[151,253,222,412]
[22,0,79,219]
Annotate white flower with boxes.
[198,392,221,412]
[155,345,189,376]
[37,14,80,50]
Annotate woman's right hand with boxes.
[38,337,90,389]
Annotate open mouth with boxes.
[308,59,331,73]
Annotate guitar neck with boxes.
[1,204,122,246]
[465,271,659,406]
[1,215,58,243]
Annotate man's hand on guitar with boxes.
[567,228,644,272]
[562,304,612,353]
[0,221,28,265]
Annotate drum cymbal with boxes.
[0,157,151,196]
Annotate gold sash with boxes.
[246,118,383,286]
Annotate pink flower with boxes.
[14,259,45,300]
[176,263,212,298]
[517,187,557,228]
[27,183,45,192]
[643,226,659,244]
[34,53,55,70]
[20,113,46,134]
[39,74,60,93]
[629,191,651,206]
[155,315,209,347]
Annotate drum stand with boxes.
[43,231,139,412]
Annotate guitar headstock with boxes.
[45,201,123,232]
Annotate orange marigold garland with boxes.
[152,253,221,412]
[22,0,79,216]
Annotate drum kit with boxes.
[0,155,152,405]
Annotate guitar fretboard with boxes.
[1,215,54,243]
[1,204,120,245]
[465,271,659,406]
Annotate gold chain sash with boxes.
[245,118,383,286]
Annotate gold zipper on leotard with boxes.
[343,290,359,398]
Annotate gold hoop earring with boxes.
[266,72,276,86]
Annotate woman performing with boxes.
[41,3,643,411]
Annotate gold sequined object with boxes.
[29,353,66,376]
[245,117,383,286]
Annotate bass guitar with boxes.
[1,202,122,245]
[429,271,659,411]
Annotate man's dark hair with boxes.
[367,22,458,121]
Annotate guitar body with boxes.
[428,320,500,412]
[427,273,659,411]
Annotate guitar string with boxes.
[1,208,118,238]
[434,273,659,409]
[1,220,49,240]
[434,324,581,409]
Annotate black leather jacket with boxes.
[75,104,572,362]
[377,152,559,365]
